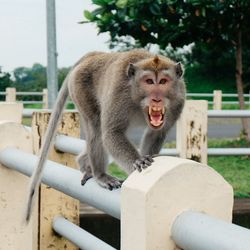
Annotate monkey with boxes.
[25,49,186,223]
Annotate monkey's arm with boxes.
[140,128,168,156]
[101,102,153,173]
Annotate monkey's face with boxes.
[127,57,184,130]
[139,70,172,129]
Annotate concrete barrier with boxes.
[121,156,233,250]
[0,122,38,250]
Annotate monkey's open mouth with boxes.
[148,106,165,128]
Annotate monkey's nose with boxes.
[152,98,161,103]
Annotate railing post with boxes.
[121,156,233,250]
[213,90,222,110]
[0,102,23,123]
[0,122,38,250]
[42,88,48,109]
[32,111,80,249]
[6,87,16,102]
[177,100,208,164]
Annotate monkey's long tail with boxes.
[25,75,70,223]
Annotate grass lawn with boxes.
[108,138,250,198]
[207,138,250,198]
[22,117,32,126]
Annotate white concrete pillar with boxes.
[177,100,208,164]
[213,90,222,110]
[0,121,38,250]
[6,87,16,102]
[0,102,23,123]
[32,112,80,249]
[121,156,233,250]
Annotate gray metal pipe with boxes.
[208,110,250,118]
[160,148,250,156]
[22,109,77,118]
[55,135,250,156]
[208,148,250,155]
[55,134,86,155]
[186,93,214,97]
[172,211,250,250]
[22,109,37,118]
[16,92,43,96]
[55,135,178,156]
[0,147,121,219]
[53,216,116,250]
[21,101,44,104]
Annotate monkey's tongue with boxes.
[150,114,163,127]
[149,107,164,127]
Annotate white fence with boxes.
[25,105,250,157]
[1,145,250,249]
[187,90,250,108]
[0,87,48,108]
[0,101,250,250]
[1,88,250,110]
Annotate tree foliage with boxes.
[0,69,13,101]
[84,0,250,81]
[0,64,70,101]
[84,0,250,49]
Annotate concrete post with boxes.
[177,100,208,164]
[32,111,80,250]
[0,102,23,123]
[213,90,222,110]
[42,88,48,109]
[0,122,38,250]
[121,156,233,250]
[6,87,16,102]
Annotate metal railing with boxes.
[55,134,250,157]
[0,147,120,219]
[53,216,116,250]
[172,211,250,250]
[0,146,250,250]
[2,89,250,106]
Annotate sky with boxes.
[0,0,110,72]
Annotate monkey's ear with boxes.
[127,63,136,78]
[175,62,184,78]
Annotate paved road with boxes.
[127,120,243,144]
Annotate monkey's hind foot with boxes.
[133,155,154,172]
[81,172,93,186]
[96,173,122,191]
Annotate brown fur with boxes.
[25,49,186,223]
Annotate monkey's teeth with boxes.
[149,106,152,115]
[151,106,164,113]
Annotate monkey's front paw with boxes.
[81,172,93,186]
[96,173,122,191]
[133,155,154,172]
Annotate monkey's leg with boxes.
[77,153,93,185]
[86,123,122,190]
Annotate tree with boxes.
[0,69,13,101]
[84,0,250,139]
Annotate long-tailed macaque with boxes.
[25,50,186,222]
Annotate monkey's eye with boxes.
[159,79,167,84]
[146,79,154,84]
